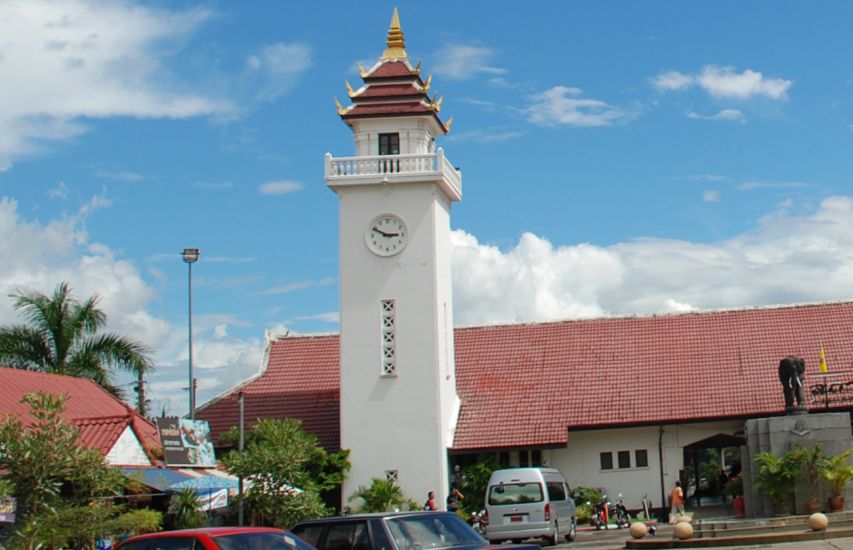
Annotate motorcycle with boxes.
[469,509,488,536]
[590,495,610,530]
[609,493,630,528]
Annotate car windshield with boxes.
[213,532,309,550]
[488,482,544,505]
[385,514,485,550]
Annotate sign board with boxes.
[0,496,15,523]
[155,417,216,467]
[808,374,853,408]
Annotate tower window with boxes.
[378,133,400,155]
[378,133,400,173]
[381,299,397,376]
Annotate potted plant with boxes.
[821,450,853,512]
[724,477,745,518]
[754,451,799,515]
[789,443,827,513]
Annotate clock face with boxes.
[365,214,408,257]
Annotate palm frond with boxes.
[0,325,55,371]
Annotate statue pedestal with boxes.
[743,412,852,518]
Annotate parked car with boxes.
[115,526,316,550]
[291,511,540,550]
[484,468,576,546]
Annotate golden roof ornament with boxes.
[418,74,432,93]
[334,97,346,115]
[345,80,355,97]
[380,7,407,60]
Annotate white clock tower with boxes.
[325,9,462,508]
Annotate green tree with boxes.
[169,489,206,530]
[350,478,418,513]
[0,282,153,399]
[220,418,350,527]
[457,455,501,513]
[0,392,161,549]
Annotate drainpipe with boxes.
[659,425,666,521]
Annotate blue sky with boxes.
[2,1,853,415]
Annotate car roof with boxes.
[126,527,287,539]
[295,511,453,523]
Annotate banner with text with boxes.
[156,417,216,467]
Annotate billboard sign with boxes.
[156,417,216,467]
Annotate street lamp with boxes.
[182,248,200,419]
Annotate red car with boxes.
[115,526,316,550]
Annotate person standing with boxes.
[424,491,437,511]
[447,486,464,512]
[669,481,685,523]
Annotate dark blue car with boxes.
[291,511,540,550]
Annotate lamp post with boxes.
[238,391,245,526]
[182,248,200,419]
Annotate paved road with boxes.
[551,526,853,549]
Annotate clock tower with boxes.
[325,9,462,507]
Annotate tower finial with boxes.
[381,7,407,60]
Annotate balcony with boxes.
[324,148,462,201]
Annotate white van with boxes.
[484,467,576,546]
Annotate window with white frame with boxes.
[381,299,396,376]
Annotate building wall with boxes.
[106,426,151,466]
[544,420,743,512]
[337,180,456,507]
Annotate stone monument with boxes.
[740,355,853,517]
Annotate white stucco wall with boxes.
[542,420,743,512]
[334,116,459,510]
[105,426,151,466]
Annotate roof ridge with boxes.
[453,299,853,331]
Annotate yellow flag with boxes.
[819,345,828,374]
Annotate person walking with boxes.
[424,491,437,511]
[669,481,685,523]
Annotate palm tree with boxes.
[0,282,153,400]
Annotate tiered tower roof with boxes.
[336,8,451,133]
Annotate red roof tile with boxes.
[355,83,423,99]
[196,303,853,453]
[0,368,160,456]
[196,335,340,450]
[365,60,419,79]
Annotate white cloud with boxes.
[526,86,626,127]
[451,196,853,325]
[703,190,720,202]
[433,44,507,81]
[258,180,304,195]
[698,66,792,100]
[0,196,262,416]
[245,42,313,102]
[687,108,745,122]
[0,0,233,170]
[652,70,694,91]
[653,65,792,100]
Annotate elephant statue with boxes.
[778,355,806,411]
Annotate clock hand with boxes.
[372,227,400,238]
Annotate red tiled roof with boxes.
[365,60,419,79]
[0,368,160,456]
[196,302,853,453]
[346,102,433,117]
[355,83,423,99]
[196,334,340,450]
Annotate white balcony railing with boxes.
[325,148,461,199]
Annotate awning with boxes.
[121,467,194,491]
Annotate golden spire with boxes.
[380,7,408,60]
